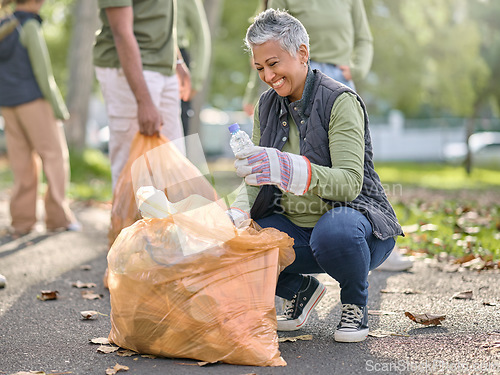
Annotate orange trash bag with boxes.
[106,134,295,366]
[107,133,219,248]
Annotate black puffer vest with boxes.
[252,69,403,240]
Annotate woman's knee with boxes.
[314,207,369,243]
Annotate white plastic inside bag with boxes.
[136,186,177,219]
[135,186,236,258]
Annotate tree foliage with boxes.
[39,0,73,98]
[360,0,490,117]
[468,0,500,116]
[209,0,257,110]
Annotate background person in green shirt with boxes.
[243,0,373,115]
[0,0,80,240]
[93,0,191,188]
[177,0,211,135]
[228,9,402,343]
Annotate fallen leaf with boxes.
[90,337,110,345]
[464,226,480,234]
[105,363,129,374]
[141,354,157,359]
[37,290,59,301]
[454,254,476,264]
[174,362,199,366]
[81,290,103,300]
[9,372,47,375]
[97,345,120,354]
[278,334,313,342]
[405,312,446,326]
[462,257,485,270]
[197,361,217,366]
[420,224,438,232]
[117,349,138,357]
[451,290,473,300]
[80,310,99,320]
[381,289,422,295]
[368,330,410,338]
[432,238,443,246]
[481,341,500,354]
[72,280,97,288]
[368,310,397,316]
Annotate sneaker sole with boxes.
[334,328,369,343]
[277,283,327,331]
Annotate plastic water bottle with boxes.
[228,123,253,155]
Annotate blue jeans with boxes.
[256,207,395,307]
[309,60,356,90]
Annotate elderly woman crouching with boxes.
[228,9,403,343]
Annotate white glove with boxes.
[234,146,311,196]
[226,207,250,228]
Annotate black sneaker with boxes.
[277,275,326,331]
[334,304,369,342]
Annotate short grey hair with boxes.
[244,8,309,57]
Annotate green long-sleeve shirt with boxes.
[21,20,69,120]
[232,91,365,228]
[177,0,211,91]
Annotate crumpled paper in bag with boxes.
[107,194,295,366]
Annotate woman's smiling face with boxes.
[252,40,308,103]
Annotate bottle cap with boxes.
[228,123,240,133]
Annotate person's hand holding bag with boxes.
[234,146,311,196]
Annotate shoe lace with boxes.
[339,304,363,328]
[282,295,297,318]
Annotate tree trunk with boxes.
[65,0,99,152]
[190,0,223,137]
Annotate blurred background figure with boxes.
[243,0,373,116]
[0,0,80,237]
[177,0,211,136]
[269,0,373,90]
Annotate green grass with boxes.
[375,162,500,189]
[68,149,112,202]
[0,149,112,202]
[391,195,500,262]
[375,162,500,262]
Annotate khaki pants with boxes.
[2,99,75,233]
[95,67,186,189]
